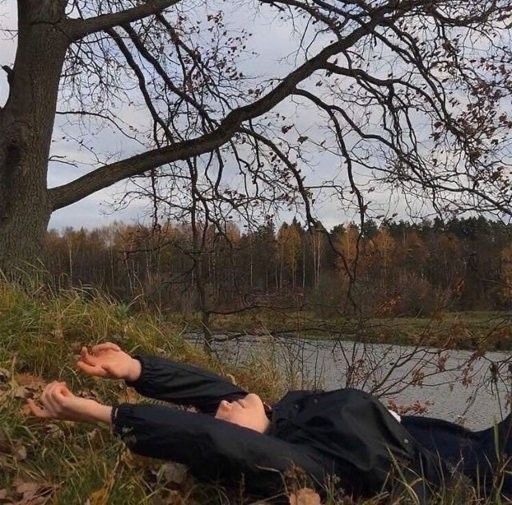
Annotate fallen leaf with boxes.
[12,479,54,504]
[0,368,10,383]
[13,386,29,399]
[120,449,137,468]
[50,328,64,339]
[14,444,27,461]
[161,462,188,485]
[45,424,65,440]
[20,403,32,417]
[288,488,322,505]
[117,387,139,403]
[88,486,110,505]
[15,374,46,389]
[15,481,39,496]
[77,389,99,401]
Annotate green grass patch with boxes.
[0,282,294,504]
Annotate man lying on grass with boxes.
[28,343,512,503]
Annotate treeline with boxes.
[44,216,512,316]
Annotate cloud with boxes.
[49,182,148,229]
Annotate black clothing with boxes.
[402,413,512,497]
[112,354,508,500]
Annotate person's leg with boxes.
[402,414,512,497]
[472,411,512,497]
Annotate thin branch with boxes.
[68,0,180,40]
[55,109,144,144]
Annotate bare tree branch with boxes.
[67,0,180,40]
[49,14,385,210]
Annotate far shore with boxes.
[169,310,512,352]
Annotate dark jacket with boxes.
[401,413,512,498]
[111,354,495,501]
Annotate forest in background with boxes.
[43,215,512,318]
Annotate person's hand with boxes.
[76,342,141,382]
[27,381,111,424]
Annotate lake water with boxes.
[186,335,512,430]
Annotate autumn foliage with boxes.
[43,216,512,318]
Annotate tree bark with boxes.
[0,1,68,272]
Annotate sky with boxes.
[0,1,457,232]
[0,1,367,231]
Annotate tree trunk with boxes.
[0,1,68,273]
[0,127,53,272]
[302,244,306,289]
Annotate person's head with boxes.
[214,393,270,433]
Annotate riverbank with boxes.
[0,283,502,503]
[168,310,512,351]
[0,283,286,504]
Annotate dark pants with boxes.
[402,413,512,496]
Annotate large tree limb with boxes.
[67,0,180,40]
[50,12,385,211]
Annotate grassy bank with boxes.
[0,283,504,504]
[0,283,286,504]
[171,310,512,351]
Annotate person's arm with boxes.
[126,354,249,413]
[77,343,248,414]
[113,402,330,498]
